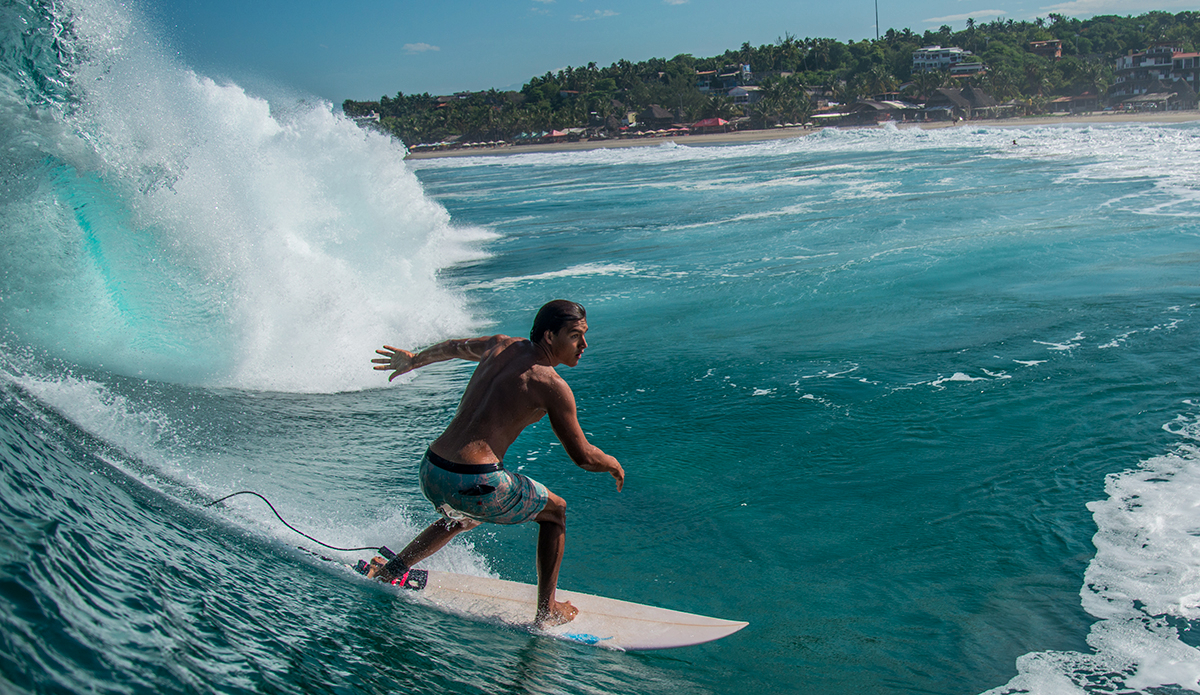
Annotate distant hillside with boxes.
[343,11,1200,145]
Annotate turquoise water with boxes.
[4,0,1200,693]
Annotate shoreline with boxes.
[404,110,1200,160]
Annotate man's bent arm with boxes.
[372,336,500,381]
[545,381,624,491]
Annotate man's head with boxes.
[531,300,586,344]
[531,300,588,366]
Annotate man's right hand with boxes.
[610,461,625,492]
[372,345,416,381]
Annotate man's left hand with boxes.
[372,345,416,381]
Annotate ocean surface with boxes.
[4,1,1200,693]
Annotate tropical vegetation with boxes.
[342,11,1200,145]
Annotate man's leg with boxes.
[369,516,480,581]
[533,491,577,627]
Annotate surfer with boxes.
[368,299,625,627]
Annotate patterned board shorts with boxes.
[419,450,550,525]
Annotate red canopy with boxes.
[692,118,728,128]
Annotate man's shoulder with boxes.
[479,333,521,344]
[524,362,570,396]
[478,334,525,354]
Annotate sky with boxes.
[142,0,1194,105]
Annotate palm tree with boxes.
[984,66,1019,101]
[908,69,946,103]
[812,38,834,71]
[755,74,810,125]
[863,65,898,98]
[1023,62,1051,96]
[1076,60,1112,97]
[777,33,802,72]
[701,94,739,120]
[829,79,856,107]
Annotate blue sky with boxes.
[143,0,1192,104]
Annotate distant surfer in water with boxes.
[368,299,625,627]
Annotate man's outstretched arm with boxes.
[372,336,500,381]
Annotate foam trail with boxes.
[985,413,1200,694]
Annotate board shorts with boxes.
[419,449,550,525]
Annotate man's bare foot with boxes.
[535,599,578,628]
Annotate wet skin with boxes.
[371,319,623,626]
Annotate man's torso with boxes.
[432,336,561,465]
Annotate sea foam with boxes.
[0,0,488,393]
[985,412,1200,694]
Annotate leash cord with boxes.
[205,490,380,553]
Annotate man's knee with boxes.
[455,518,482,532]
[438,516,481,532]
[535,492,567,527]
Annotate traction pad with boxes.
[354,559,428,591]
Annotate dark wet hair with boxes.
[530,300,586,344]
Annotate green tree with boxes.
[907,69,947,102]
[700,94,739,120]
[347,11,1200,142]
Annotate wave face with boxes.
[0,0,486,393]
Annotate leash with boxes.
[205,490,381,553]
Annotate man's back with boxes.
[432,336,561,465]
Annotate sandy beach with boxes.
[404,110,1200,159]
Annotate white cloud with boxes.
[925,0,1193,26]
[1038,0,1195,14]
[663,0,689,4]
[403,43,441,54]
[923,9,1007,24]
[572,9,619,20]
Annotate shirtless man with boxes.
[368,300,624,627]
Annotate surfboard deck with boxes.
[391,566,748,650]
[307,549,747,650]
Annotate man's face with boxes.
[547,319,588,367]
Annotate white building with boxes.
[912,46,976,73]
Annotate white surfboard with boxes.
[386,567,747,650]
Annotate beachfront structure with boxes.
[1049,94,1101,114]
[1116,79,1198,111]
[923,86,1003,120]
[1111,45,1200,100]
[637,104,676,129]
[846,100,922,124]
[1120,90,1188,111]
[912,46,976,74]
